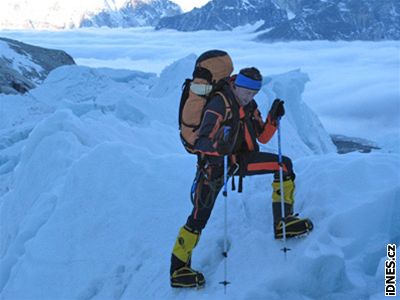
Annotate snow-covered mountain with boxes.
[0,0,182,29]
[81,0,182,27]
[2,0,398,41]
[156,0,288,31]
[257,0,400,41]
[156,0,400,41]
[0,37,75,94]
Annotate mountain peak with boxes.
[0,0,182,29]
[156,0,288,31]
[156,0,400,41]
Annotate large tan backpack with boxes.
[179,50,234,154]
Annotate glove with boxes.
[213,126,233,155]
[268,99,285,122]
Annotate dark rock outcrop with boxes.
[331,134,381,154]
[0,37,75,94]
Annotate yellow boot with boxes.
[272,179,295,206]
[170,225,205,288]
[272,179,295,223]
[272,179,313,239]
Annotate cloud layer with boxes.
[1,27,399,141]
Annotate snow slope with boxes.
[0,56,399,299]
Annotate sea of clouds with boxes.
[1,26,399,143]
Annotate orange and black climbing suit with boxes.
[185,89,295,232]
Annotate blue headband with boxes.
[235,73,262,91]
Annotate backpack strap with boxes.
[215,91,233,121]
[178,79,192,129]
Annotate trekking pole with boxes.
[219,126,231,294]
[277,117,290,259]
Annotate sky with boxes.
[170,0,211,12]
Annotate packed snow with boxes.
[0,28,399,299]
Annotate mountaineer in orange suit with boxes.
[170,67,313,288]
